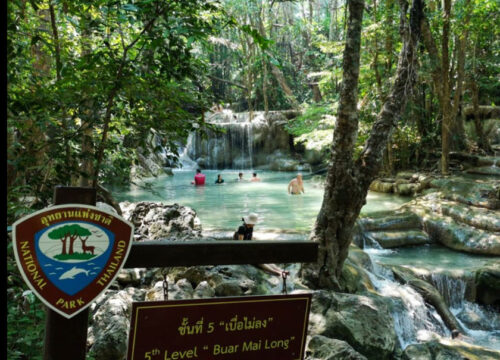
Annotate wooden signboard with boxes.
[127,294,312,360]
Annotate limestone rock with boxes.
[214,280,243,297]
[193,281,216,299]
[120,201,202,241]
[88,288,145,360]
[306,335,368,360]
[308,290,397,360]
[475,264,500,306]
[365,230,431,248]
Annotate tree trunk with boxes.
[79,18,95,187]
[329,0,339,41]
[471,79,491,153]
[300,0,423,289]
[440,0,451,175]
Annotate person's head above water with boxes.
[196,169,202,174]
[252,172,257,177]
[217,174,222,179]
[238,172,243,179]
[243,213,258,227]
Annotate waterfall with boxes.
[247,122,253,169]
[430,273,467,310]
[183,110,293,170]
[179,134,198,169]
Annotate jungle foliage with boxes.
[7,0,226,222]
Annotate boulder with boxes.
[428,178,499,210]
[306,335,368,360]
[120,201,202,241]
[88,288,146,360]
[475,265,500,306]
[193,281,216,299]
[308,291,397,360]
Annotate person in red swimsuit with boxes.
[192,169,206,185]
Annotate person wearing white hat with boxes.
[233,213,259,240]
[233,213,288,277]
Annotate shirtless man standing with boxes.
[288,173,305,195]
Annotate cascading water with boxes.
[184,110,293,170]
[365,257,450,349]
[430,273,467,310]
[363,237,500,351]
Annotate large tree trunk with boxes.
[440,0,452,175]
[300,0,423,290]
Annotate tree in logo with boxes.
[48,224,94,260]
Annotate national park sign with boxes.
[12,204,134,319]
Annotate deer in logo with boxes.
[80,237,95,255]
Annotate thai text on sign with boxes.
[127,294,312,360]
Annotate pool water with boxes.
[110,170,410,232]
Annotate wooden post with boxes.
[43,186,96,360]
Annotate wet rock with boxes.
[402,339,500,360]
[365,230,430,248]
[88,288,146,360]
[394,182,419,196]
[306,335,368,360]
[340,259,375,294]
[120,201,202,241]
[475,265,500,306]
[188,111,295,169]
[308,290,397,360]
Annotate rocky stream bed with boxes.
[84,167,500,360]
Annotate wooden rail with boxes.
[124,240,318,268]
